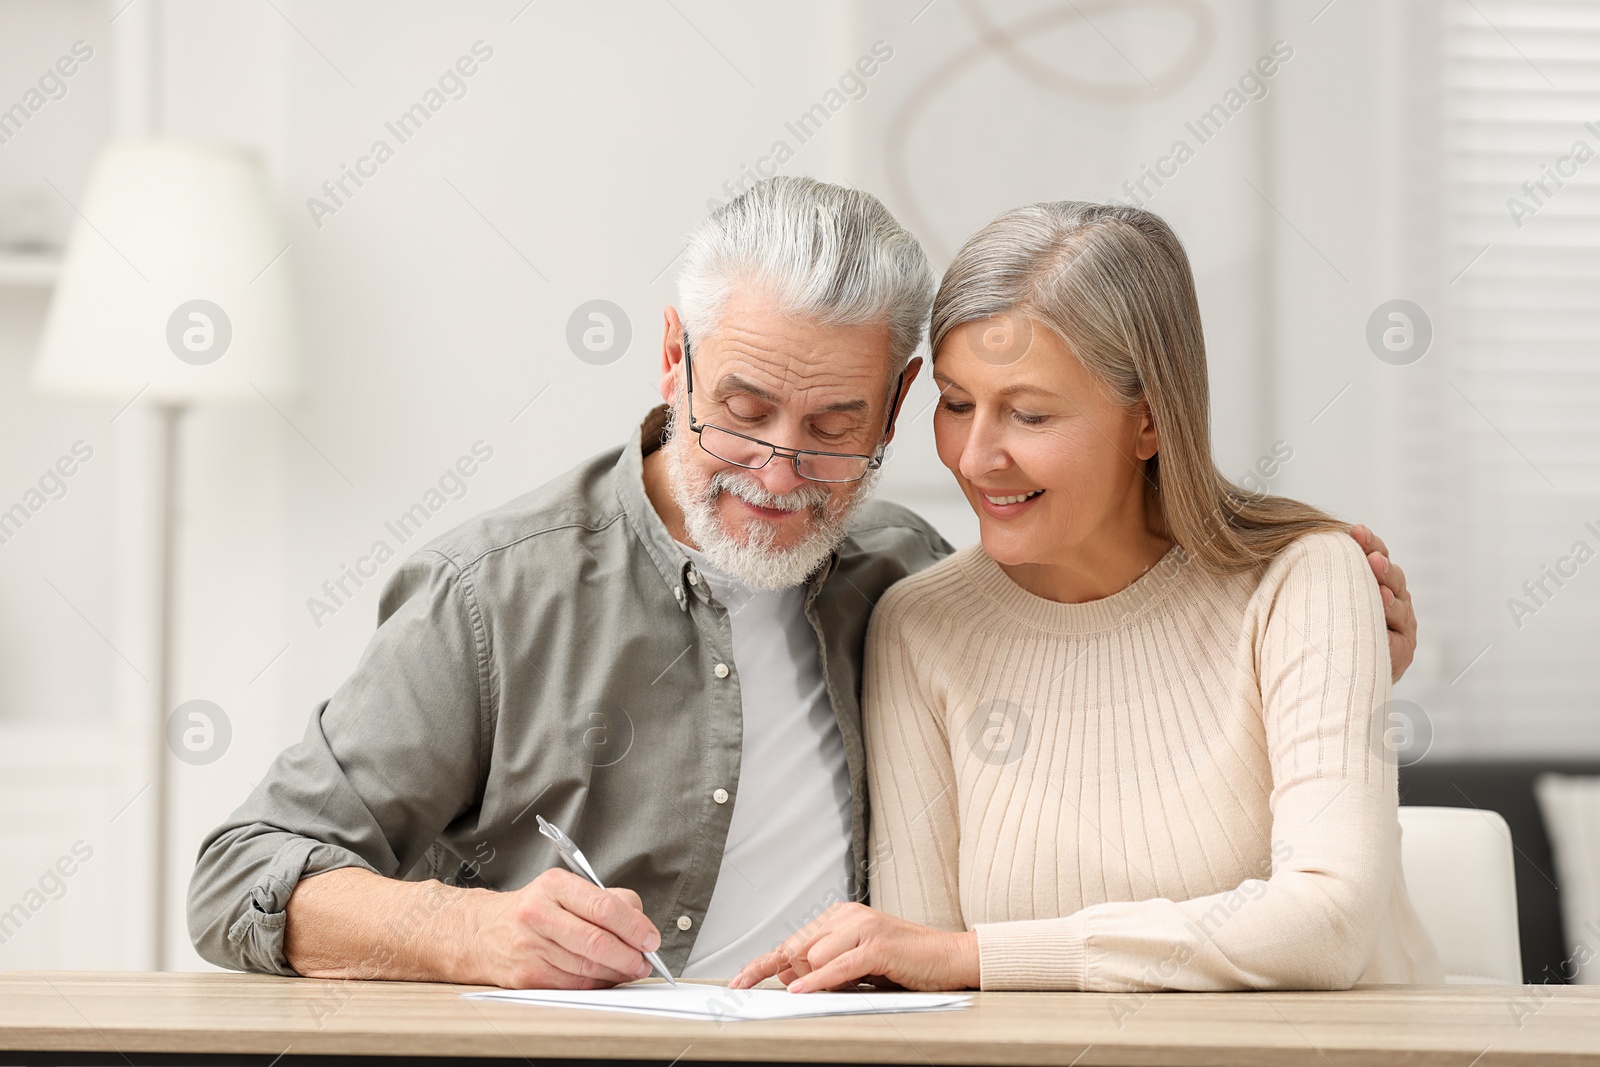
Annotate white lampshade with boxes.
[34,138,301,403]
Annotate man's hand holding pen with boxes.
[463,867,664,990]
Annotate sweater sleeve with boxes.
[863,586,966,934]
[974,532,1402,991]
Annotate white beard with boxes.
[663,404,880,591]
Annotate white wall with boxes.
[0,0,148,972]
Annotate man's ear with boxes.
[1132,399,1159,461]
[882,355,925,445]
[659,307,686,404]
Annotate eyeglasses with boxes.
[682,334,904,484]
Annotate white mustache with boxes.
[708,470,831,515]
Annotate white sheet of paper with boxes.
[463,985,971,1022]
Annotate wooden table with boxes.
[1,972,1597,1066]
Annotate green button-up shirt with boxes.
[187,407,953,977]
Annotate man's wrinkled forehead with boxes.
[708,331,881,395]
[693,296,896,412]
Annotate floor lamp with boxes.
[33,139,301,970]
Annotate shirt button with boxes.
[687,570,699,586]
[677,915,693,931]
[713,662,730,678]
[713,787,729,804]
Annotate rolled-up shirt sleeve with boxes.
[187,549,488,975]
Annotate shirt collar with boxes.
[615,405,840,612]
[616,406,695,611]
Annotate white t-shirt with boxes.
[677,544,855,979]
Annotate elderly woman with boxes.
[731,202,1442,993]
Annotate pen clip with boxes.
[536,814,601,885]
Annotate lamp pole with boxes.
[152,402,184,971]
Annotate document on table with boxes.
[463,984,971,1022]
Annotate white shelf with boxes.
[0,251,62,287]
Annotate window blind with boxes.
[1426,0,1600,750]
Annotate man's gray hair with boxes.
[677,176,933,376]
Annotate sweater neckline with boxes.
[957,542,1191,635]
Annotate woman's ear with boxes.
[1132,400,1159,461]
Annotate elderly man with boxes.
[188,177,1417,989]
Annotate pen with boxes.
[536,815,677,986]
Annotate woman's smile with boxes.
[975,486,1046,517]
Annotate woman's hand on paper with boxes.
[727,903,978,993]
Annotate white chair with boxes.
[1397,805,1523,984]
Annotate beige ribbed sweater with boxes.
[863,531,1443,991]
